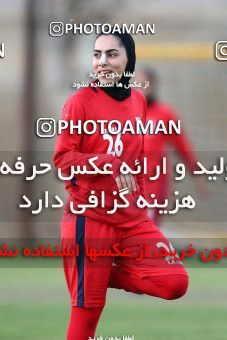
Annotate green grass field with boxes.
[0,263,227,339]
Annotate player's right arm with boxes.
[53,94,122,180]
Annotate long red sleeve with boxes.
[53,95,122,179]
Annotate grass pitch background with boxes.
[0,265,227,340]
[0,1,227,339]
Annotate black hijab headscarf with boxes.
[94,30,136,101]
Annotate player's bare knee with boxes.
[164,275,189,300]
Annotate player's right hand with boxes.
[115,173,137,194]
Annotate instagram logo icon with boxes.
[36,118,56,138]
[215,41,227,61]
[49,22,64,37]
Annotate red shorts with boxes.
[61,211,188,308]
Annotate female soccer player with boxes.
[136,67,206,223]
[54,30,189,340]
[135,67,197,223]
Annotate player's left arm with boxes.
[167,108,197,172]
[167,108,208,197]
[135,93,147,197]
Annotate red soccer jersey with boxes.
[53,84,149,227]
[144,101,197,202]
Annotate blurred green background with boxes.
[1,0,227,339]
[1,265,227,339]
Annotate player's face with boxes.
[93,35,128,85]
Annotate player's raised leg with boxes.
[109,220,189,300]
